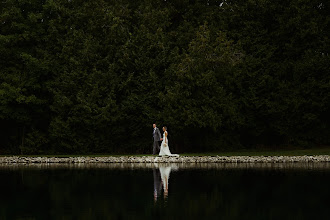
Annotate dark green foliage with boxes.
[0,0,329,154]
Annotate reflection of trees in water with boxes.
[1,165,154,219]
[1,162,330,171]
[1,163,330,219]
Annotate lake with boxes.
[0,163,329,219]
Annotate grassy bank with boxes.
[1,147,330,157]
[182,148,330,156]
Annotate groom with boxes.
[152,124,162,155]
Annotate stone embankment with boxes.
[0,155,329,164]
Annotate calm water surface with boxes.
[0,163,330,220]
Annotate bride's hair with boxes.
[163,126,167,130]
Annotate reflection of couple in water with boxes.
[153,164,178,201]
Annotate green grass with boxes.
[0,154,148,158]
[1,147,330,157]
[181,148,330,156]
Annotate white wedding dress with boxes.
[159,131,179,157]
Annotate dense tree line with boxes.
[1,0,329,154]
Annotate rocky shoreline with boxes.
[0,155,329,164]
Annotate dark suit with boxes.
[153,127,162,154]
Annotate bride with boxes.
[159,126,179,157]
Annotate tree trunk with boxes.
[21,126,25,155]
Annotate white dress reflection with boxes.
[153,164,178,201]
[160,166,171,198]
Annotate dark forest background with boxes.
[1,0,329,154]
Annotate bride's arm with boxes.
[157,129,161,139]
[165,132,168,144]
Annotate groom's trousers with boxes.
[153,140,160,155]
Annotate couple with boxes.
[152,124,179,156]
